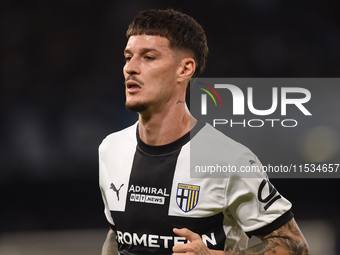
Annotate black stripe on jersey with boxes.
[109,120,226,254]
[112,211,226,254]
[111,140,181,253]
[245,209,294,238]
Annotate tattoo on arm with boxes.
[230,219,309,255]
[176,100,185,104]
[102,229,118,255]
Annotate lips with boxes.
[126,80,141,93]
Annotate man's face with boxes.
[123,35,181,113]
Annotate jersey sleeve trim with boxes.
[245,209,294,238]
[110,223,116,231]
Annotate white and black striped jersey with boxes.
[99,121,293,254]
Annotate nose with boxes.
[124,56,140,76]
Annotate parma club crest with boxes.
[176,183,200,212]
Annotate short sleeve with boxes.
[225,152,293,237]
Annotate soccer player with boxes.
[99,9,309,255]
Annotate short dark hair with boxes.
[126,9,208,78]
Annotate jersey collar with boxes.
[136,120,205,155]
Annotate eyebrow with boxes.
[124,48,160,55]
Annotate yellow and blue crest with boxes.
[176,183,200,212]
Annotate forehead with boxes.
[124,35,172,53]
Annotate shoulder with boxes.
[191,122,264,178]
[99,122,138,156]
[193,122,255,159]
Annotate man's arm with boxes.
[172,218,309,255]
[101,229,118,255]
[228,218,309,255]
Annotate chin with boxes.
[125,100,149,113]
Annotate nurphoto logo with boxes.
[192,78,312,128]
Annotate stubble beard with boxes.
[125,100,149,113]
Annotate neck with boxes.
[138,103,197,146]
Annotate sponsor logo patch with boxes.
[128,185,169,205]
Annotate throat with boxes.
[138,113,193,146]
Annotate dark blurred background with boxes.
[1,0,340,253]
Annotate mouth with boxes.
[126,80,142,93]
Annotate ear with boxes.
[177,58,195,83]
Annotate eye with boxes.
[144,55,155,61]
[124,55,132,62]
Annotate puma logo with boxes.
[110,183,124,201]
